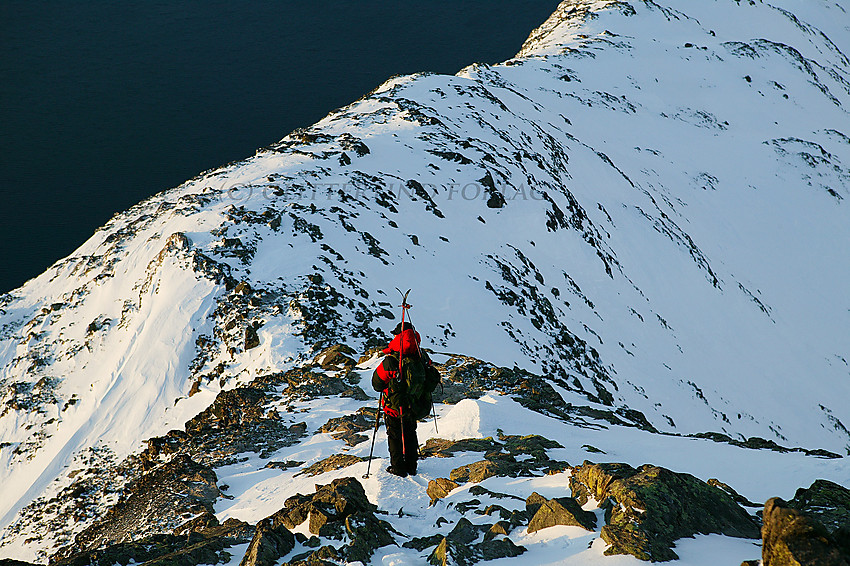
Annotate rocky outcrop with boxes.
[787,480,850,534]
[525,492,597,533]
[317,407,376,446]
[570,461,760,561]
[239,518,295,566]
[427,478,460,503]
[51,518,253,566]
[423,433,568,484]
[312,344,357,370]
[295,454,366,477]
[142,386,308,468]
[762,497,850,566]
[54,455,223,558]
[426,518,526,566]
[268,477,396,564]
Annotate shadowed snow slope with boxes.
[1,0,849,562]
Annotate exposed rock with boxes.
[787,479,850,534]
[342,511,398,563]
[312,344,357,370]
[427,519,526,566]
[245,325,260,350]
[141,386,308,468]
[688,432,842,459]
[266,477,393,564]
[570,461,760,561]
[468,485,524,502]
[51,518,253,566]
[404,534,445,551]
[428,478,460,503]
[708,478,761,508]
[263,460,304,470]
[55,455,222,557]
[525,492,597,533]
[317,409,375,446]
[762,497,850,566]
[295,454,366,477]
[449,449,568,483]
[427,433,567,484]
[484,521,512,541]
[239,518,295,566]
[419,437,499,458]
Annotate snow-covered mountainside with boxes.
[2,0,850,563]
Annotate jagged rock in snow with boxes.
[294,454,367,477]
[267,477,395,564]
[786,480,850,535]
[761,497,850,566]
[427,478,461,504]
[54,454,221,558]
[316,406,375,446]
[570,461,760,561]
[239,517,295,566]
[427,518,526,566]
[525,491,597,533]
[52,518,253,566]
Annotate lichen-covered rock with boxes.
[525,492,597,533]
[787,480,850,534]
[263,477,392,564]
[244,324,260,350]
[762,497,850,566]
[342,511,397,563]
[570,461,760,561]
[427,519,526,566]
[419,437,500,458]
[295,454,366,477]
[427,478,460,503]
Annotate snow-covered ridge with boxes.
[1,0,849,561]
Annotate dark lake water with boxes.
[0,1,559,294]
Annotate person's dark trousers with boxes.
[385,413,418,474]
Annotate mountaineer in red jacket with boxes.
[372,321,437,477]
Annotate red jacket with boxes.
[372,346,432,418]
[382,328,421,357]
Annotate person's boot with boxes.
[405,458,418,476]
[386,465,408,477]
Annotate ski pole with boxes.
[432,400,438,434]
[363,392,383,479]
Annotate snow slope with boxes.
[1,0,849,561]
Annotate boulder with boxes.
[525,492,597,533]
[427,519,525,566]
[427,478,460,503]
[312,344,357,370]
[295,454,366,477]
[570,461,760,561]
[239,518,295,566]
[788,480,850,534]
[762,497,850,566]
[260,477,393,564]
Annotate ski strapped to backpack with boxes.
[384,289,440,421]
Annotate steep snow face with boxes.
[1,0,849,557]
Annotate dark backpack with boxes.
[385,353,440,420]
